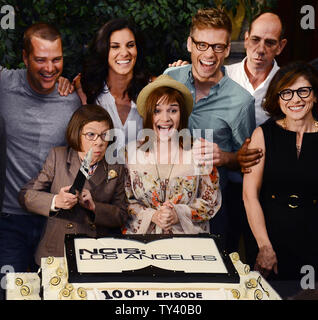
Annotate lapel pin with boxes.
[108,169,118,180]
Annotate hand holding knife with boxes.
[69,148,93,195]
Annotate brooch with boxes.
[108,169,118,180]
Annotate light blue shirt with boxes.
[164,64,255,186]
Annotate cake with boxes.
[6,234,281,300]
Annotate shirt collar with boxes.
[188,65,228,92]
[102,83,137,109]
[242,57,279,81]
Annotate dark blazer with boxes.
[0,115,6,212]
[19,146,127,265]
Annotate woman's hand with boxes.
[254,245,278,278]
[72,73,87,104]
[162,201,179,227]
[79,189,96,212]
[55,185,78,210]
[57,76,75,96]
[151,208,169,230]
[151,203,179,231]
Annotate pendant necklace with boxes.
[154,146,178,205]
[282,117,318,156]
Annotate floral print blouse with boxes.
[123,146,222,234]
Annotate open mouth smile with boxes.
[200,59,216,67]
[288,105,305,112]
[39,72,58,80]
[116,60,131,65]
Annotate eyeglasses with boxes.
[191,37,228,53]
[82,131,110,142]
[278,86,313,101]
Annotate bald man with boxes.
[227,12,287,127]
[224,13,287,255]
[228,13,287,172]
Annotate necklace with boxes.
[281,117,318,156]
[155,163,175,205]
[281,117,318,132]
[154,147,178,205]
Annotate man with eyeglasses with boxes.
[164,8,255,246]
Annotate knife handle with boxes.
[69,185,77,195]
[69,170,86,195]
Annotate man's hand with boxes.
[168,60,189,67]
[237,138,263,173]
[212,142,228,167]
[192,137,213,169]
[192,138,238,169]
[57,76,74,96]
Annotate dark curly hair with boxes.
[81,18,150,104]
[263,61,318,119]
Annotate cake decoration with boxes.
[231,289,240,299]
[254,289,263,300]
[50,276,61,287]
[15,277,23,286]
[5,235,282,301]
[20,285,31,296]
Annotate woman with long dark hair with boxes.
[75,19,150,160]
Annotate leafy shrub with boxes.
[0,0,276,78]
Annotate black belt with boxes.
[264,192,318,209]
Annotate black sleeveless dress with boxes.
[259,119,318,280]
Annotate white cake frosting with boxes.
[6,272,41,300]
[5,236,282,300]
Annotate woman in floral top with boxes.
[123,75,221,234]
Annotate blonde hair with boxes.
[190,7,232,40]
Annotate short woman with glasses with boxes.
[19,105,127,265]
[243,61,318,281]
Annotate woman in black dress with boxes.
[243,61,318,280]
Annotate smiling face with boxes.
[78,121,110,165]
[108,28,137,77]
[187,27,230,83]
[152,95,181,142]
[23,36,63,94]
[279,76,317,122]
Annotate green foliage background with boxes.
[0,0,277,78]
